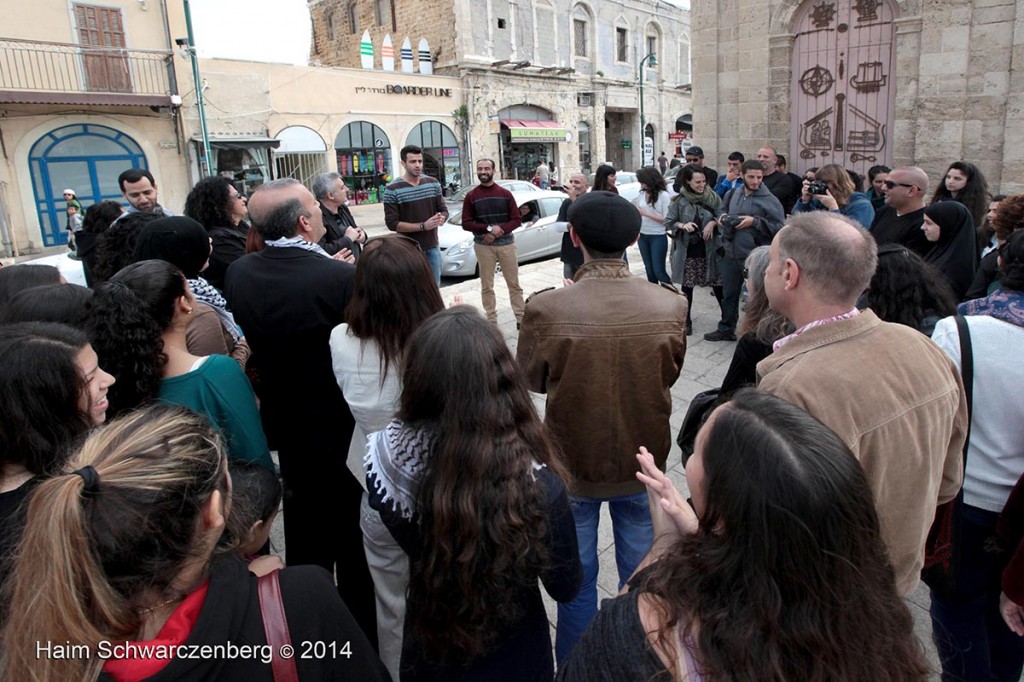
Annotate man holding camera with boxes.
[705,159,785,342]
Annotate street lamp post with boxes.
[638,52,657,168]
[182,0,212,178]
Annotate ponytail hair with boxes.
[87,260,188,415]
[0,404,229,682]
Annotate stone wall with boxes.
[692,0,1022,194]
[309,0,459,73]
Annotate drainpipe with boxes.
[182,0,212,178]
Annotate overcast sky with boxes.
[191,0,690,66]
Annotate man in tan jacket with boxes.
[757,211,967,594]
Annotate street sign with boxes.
[643,137,654,166]
[621,140,632,149]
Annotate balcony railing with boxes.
[0,38,174,102]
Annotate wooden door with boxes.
[74,4,132,93]
[790,0,895,175]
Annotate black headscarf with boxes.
[923,201,978,301]
[133,216,210,279]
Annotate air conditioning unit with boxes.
[578,94,592,107]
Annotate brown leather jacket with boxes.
[517,260,688,498]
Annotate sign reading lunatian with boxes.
[354,84,453,97]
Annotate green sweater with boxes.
[158,354,272,469]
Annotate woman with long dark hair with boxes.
[184,175,250,291]
[0,263,61,311]
[87,260,271,468]
[868,244,957,335]
[592,164,618,194]
[559,389,930,681]
[76,200,124,286]
[0,322,113,589]
[0,405,388,682]
[633,166,672,285]
[932,161,990,234]
[330,235,443,679]
[366,306,581,680]
[91,212,162,285]
[664,164,723,334]
[0,283,93,328]
[922,200,979,301]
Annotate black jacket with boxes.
[206,223,248,292]
[319,204,361,259]
[96,556,389,681]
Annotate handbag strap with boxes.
[954,315,973,469]
[258,569,299,682]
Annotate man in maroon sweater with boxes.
[462,158,524,325]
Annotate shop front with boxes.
[499,121,567,181]
[335,121,392,205]
[406,121,462,194]
[193,135,280,196]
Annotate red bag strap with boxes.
[258,569,299,682]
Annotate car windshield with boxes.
[447,210,463,226]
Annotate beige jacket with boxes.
[517,260,688,498]
[757,310,967,594]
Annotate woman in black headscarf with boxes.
[922,201,979,301]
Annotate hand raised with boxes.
[636,447,698,539]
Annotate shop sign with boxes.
[621,140,632,149]
[353,84,453,97]
[509,128,567,143]
[668,132,687,140]
[442,148,460,157]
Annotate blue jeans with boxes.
[555,491,653,663]
[930,505,1024,682]
[717,254,744,333]
[424,246,441,286]
[637,233,671,284]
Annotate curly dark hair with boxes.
[868,244,956,332]
[931,161,989,234]
[992,194,1024,242]
[1001,230,1024,291]
[398,307,569,664]
[91,212,163,285]
[82,200,124,235]
[184,175,236,229]
[641,389,930,681]
[87,260,188,416]
[0,322,92,479]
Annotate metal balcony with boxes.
[0,38,175,107]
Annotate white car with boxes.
[445,179,541,211]
[20,252,87,286]
[439,189,568,277]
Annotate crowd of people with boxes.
[0,141,1021,682]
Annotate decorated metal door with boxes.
[790,0,895,175]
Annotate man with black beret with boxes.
[516,190,688,664]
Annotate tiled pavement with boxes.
[290,203,943,674]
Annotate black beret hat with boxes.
[134,216,210,279]
[567,191,641,254]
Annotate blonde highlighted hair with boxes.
[0,405,228,682]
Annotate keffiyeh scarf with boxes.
[265,235,331,258]
[187,277,241,342]
[364,420,438,520]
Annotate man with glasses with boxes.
[674,145,718,193]
[869,166,931,256]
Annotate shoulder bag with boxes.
[920,315,972,599]
[258,569,300,682]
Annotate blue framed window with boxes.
[29,124,147,246]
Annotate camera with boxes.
[807,181,829,196]
[719,214,744,232]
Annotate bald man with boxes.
[869,165,931,256]
[758,146,800,213]
[224,179,377,644]
[557,173,590,279]
[758,211,966,595]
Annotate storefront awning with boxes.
[500,119,566,143]
[191,135,281,150]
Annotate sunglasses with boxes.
[883,180,917,190]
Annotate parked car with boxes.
[445,179,541,210]
[439,189,567,277]
[588,170,638,187]
[21,252,87,286]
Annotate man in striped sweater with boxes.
[383,145,449,285]
[462,158,525,325]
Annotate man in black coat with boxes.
[224,178,376,648]
[312,172,366,259]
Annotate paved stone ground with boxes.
[292,201,941,674]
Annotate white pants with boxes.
[360,493,408,680]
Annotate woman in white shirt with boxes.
[330,235,445,680]
[633,166,672,285]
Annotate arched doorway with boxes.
[405,121,461,194]
[335,121,392,204]
[28,123,147,246]
[790,0,896,175]
[274,125,329,191]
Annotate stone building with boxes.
[691,0,1023,194]
[308,0,693,177]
